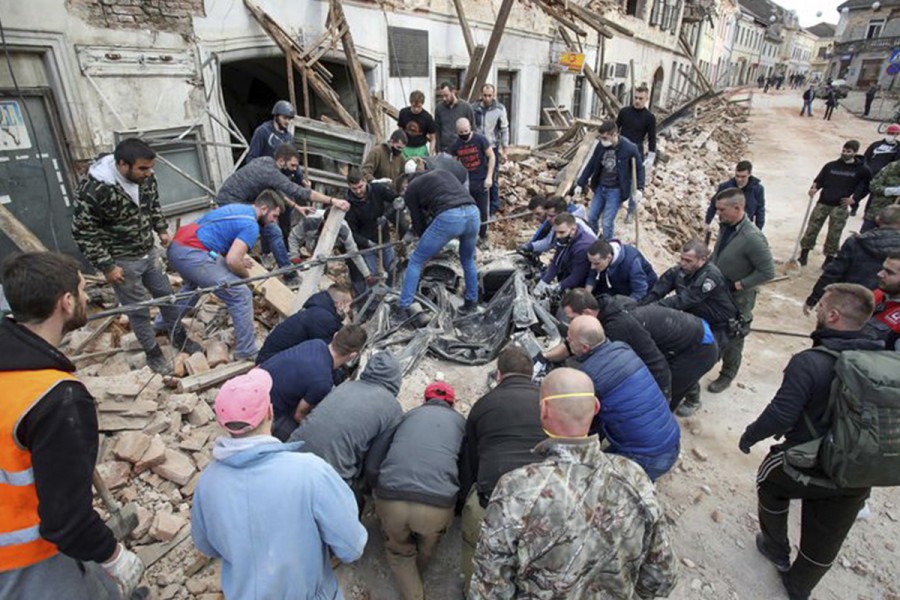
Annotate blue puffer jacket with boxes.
[578,340,680,456]
[587,241,658,300]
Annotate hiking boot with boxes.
[675,396,702,417]
[460,299,478,315]
[822,255,835,270]
[624,212,635,225]
[798,249,809,267]
[145,346,172,375]
[392,307,413,327]
[171,328,202,355]
[707,376,732,394]
[779,570,809,600]
[756,533,791,573]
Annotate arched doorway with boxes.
[650,67,664,109]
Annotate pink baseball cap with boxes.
[424,381,456,405]
[214,368,273,434]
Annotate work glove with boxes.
[101,544,144,599]
[547,282,560,295]
[738,431,753,455]
[516,243,533,255]
[572,185,583,197]
[372,177,393,185]
[377,216,390,229]
[533,280,550,297]
[644,151,656,170]
[632,190,644,205]
[532,355,549,381]
[884,186,900,196]
[401,231,416,245]
[393,197,406,211]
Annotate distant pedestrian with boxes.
[864,84,879,117]
[823,87,838,120]
[800,85,815,117]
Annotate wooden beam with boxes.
[678,34,716,97]
[452,0,476,58]
[583,63,621,117]
[555,131,598,196]
[557,27,584,54]
[0,204,48,252]
[464,0,516,103]
[243,0,359,130]
[459,45,485,101]
[291,209,346,314]
[549,0,632,38]
[329,0,383,139]
[532,0,588,38]
[177,361,255,393]
[246,258,295,317]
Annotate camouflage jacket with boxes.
[470,436,677,600]
[867,158,900,222]
[72,155,167,272]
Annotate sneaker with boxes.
[798,249,809,267]
[707,376,732,394]
[756,533,791,573]
[675,397,701,417]
[145,346,172,375]
[171,329,202,355]
[856,500,872,521]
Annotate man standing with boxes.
[72,138,199,374]
[168,191,284,361]
[191,369,367,599]
[449,117,494,243]
[704,160,766,231]
[574,119,644,240]
[800,140,871,267]
[458,346,546,590]
[708,188,776,393]
[473,83,510,215]
[805,206,900,313]
[859,125,900,218]
[584,238,658,300]
[397,91,437,158]
[800,84,815,117]
[215,144,349,276]
[434,81,475,155]
[533,213,594,297]
[261,324,367,441]
[616,84,657,224]
[370,381,465,600]
[400,164,481,317]
[0,252,143,599]
[739,284,881,600]
[864,83,879,117]
[257,284,352,364]
[345,169,408,277]
[470,368,677,599]
[863,150,900,232]
[823,86,838,121]
[361,129,408,182]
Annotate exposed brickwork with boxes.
[67,0,206,35]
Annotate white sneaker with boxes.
[856,501,872,521]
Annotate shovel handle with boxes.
[93,468,121,512]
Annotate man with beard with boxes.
[533,213,594,297]
[872,252,900,350]
[168,191,285,361]
[362,129,408,183]
[703,161,766,231]
[0,252,144,599]
[799,140,871,268]
[72,138,199,373]
[215,144,349,279]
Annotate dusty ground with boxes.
[332,90,900,600]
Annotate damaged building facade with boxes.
[0,0,718,257]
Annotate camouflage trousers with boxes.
[800,203,850,257]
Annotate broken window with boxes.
[497,69,517,143]
[624,0,643,17]
[116,128,211,216]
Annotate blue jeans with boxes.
[364,245,396,280]
[489,146,501,214]
[610,443,680,482]
[399,205,480,308]
[167,242,257,358]
[588,185,622,240]
[801,100,813,116]
[262,222,290,268]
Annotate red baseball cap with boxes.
[214,368,273,434]
[424,381,456,405]
[888,124,900,135]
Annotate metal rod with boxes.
[750,327,809,339]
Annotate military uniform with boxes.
[72,155,190,358]
[865,159,900,231]
[470,436,677,599]
[642,261,738,347]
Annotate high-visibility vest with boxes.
[0,369,77,571]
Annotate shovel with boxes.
[785,191,817,275]
[93,469,139,541]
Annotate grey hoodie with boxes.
[289,351,403,482]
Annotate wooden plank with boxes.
[136,526,192,568]
[459,45,485,101]
[678,35,718,98]
[246,258,294,317]
[583,63,621,117]
[464,0,516,103]
[555,131,598,197]
[71,316,115,355]
[97,399,159,414]
[532,0,588,37]
[550,0,630,38]
[0,204,48,252]
[452,0,476,58]
[330,0,383,139]
[292,209,346,314]
[177,361,255,393]
[98,413,151,432]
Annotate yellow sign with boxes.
[559,52,585,73]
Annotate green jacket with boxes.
[72,155,167,272]
[711,215,775,293]
[866,158,900,222]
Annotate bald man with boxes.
[568,316,680,481]
[470,369,677,599]
[448,117,494,242]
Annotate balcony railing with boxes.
[833,36,900,55]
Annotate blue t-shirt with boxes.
[449,133,491,187]
[260,338,335,418]
[196,204,260,255]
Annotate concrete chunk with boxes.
[151,449,196,486]
[205,340,230,368]
[96,460,131,490]
[187,399,215,426]
[134,434,167,473]
[185,352,211,376]
[168,393,198,414]
[112,431,152,464]
[149,511,186,542]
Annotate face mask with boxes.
[390,145,403,155]
[887,136,897,144]
[556,234,571,245]
[459,133,472,142]
[280,168,294,177]
[600,139,613,148]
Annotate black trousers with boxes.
[668,341,719,409]
[756,451,870,598]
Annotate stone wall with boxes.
[66,0,206,34]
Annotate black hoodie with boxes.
[813,156,871,206]
[344,181,408,249]
[0,317,117,564]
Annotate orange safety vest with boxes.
[0,369,77,571]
